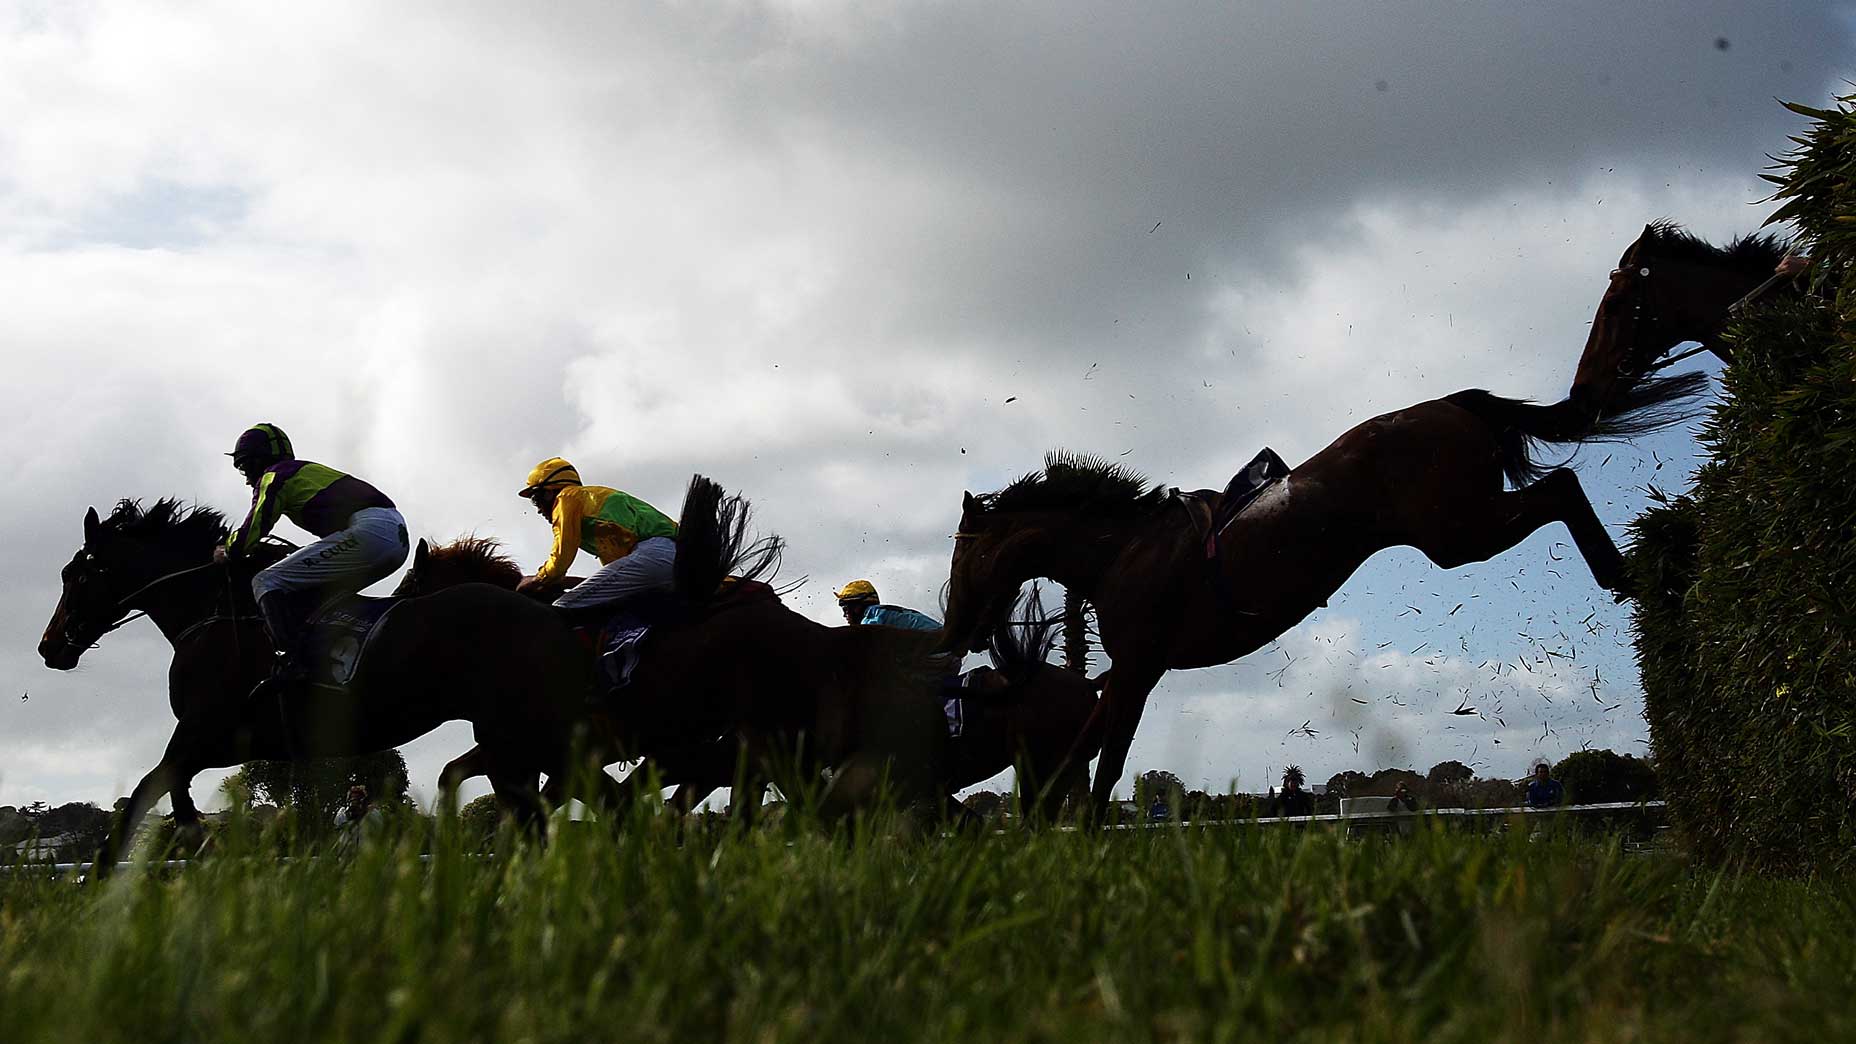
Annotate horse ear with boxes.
[412,538,430,570]
[962,491,976,512]
[84,507,100,544]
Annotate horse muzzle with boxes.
[39,636,83,670]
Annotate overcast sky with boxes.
[3,2,1850,810]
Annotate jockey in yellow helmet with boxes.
[835,579,941,631]
[515,457,678,611]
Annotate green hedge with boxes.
[1627,95,1856,869]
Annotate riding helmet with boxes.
[229,423,294,474]
[519,457,582,498]
[836,579,880,605]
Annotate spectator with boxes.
[1524,762,1565,809]
[1272,766,1315,817]
[333,784,384,847]
[1385,781,1419,814]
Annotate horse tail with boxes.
[1444,370,1709,487]
[672,474,785,603]
[986,583,1059,686]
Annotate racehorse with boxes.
[609,586,1107,824]
[1566,220,1794,432]
[38,500,594,870]
[941,375,1707,816]
[394,503,953,824]
[945,587,1104,822]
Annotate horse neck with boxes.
[134,551,234,646]
[1024,512,1150,596]
[1665,256,1770,347]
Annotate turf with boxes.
[1,814,1850,1043]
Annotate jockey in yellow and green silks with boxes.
[515,457,678,611]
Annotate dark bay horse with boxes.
[946,588,1104,822]
[1564,221,1793,432]
[941,371,1705,815]
[614,586,1107,823]
[38,500,593,869]
[395,496,954,823]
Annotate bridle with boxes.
[54,554,224,654]
[1636,257,1805,376]
[1609,263,1688,378]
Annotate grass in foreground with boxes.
[1,812,1851,1044]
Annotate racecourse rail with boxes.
[3,800,1665,877]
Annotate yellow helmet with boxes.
[835,579,879,604]
[519,457,582,498]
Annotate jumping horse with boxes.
[940,222,1797,818]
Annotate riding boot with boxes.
[250,590,316,701]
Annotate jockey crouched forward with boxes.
[213,424,409,700]
[514,458,678,618]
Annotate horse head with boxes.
[1571,221,1795,415]
[40,500,223,669]
[943,492,1043,655]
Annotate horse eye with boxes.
[75,574,88,585]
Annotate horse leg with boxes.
[93,758,179,875]
[1088,664,1166,820]
[487,767,546,838]
[437,745,489,818]
[168,771,208,856]
[1421,468,1629,595]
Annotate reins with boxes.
[89,562,223,639]
[1641,261,1804,374]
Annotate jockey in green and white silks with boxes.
[216,423,409,687]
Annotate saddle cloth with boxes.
[302,595,401,689]
[580,577,782,694]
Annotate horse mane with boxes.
[1642,219,1790,275]
[101,498,229,549]
[424,535,524,589]
[975,450,1165,516]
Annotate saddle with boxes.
[1176,447,1291,560]
[571,578,782,694]
[298,595,402,691]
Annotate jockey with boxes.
[213,423,410,693]
[515,457,678,613]
[835,579,942,631]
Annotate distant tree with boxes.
[1135,771,1185,819]
[1554,749,1659,804]
[456,795,504,849]
[1426,761,1473,787]
[242,751,411,836]
[1325,771,1369,798]
[963,791,1006,821]
[1364,768,1425,796]
[0,806,30,846]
